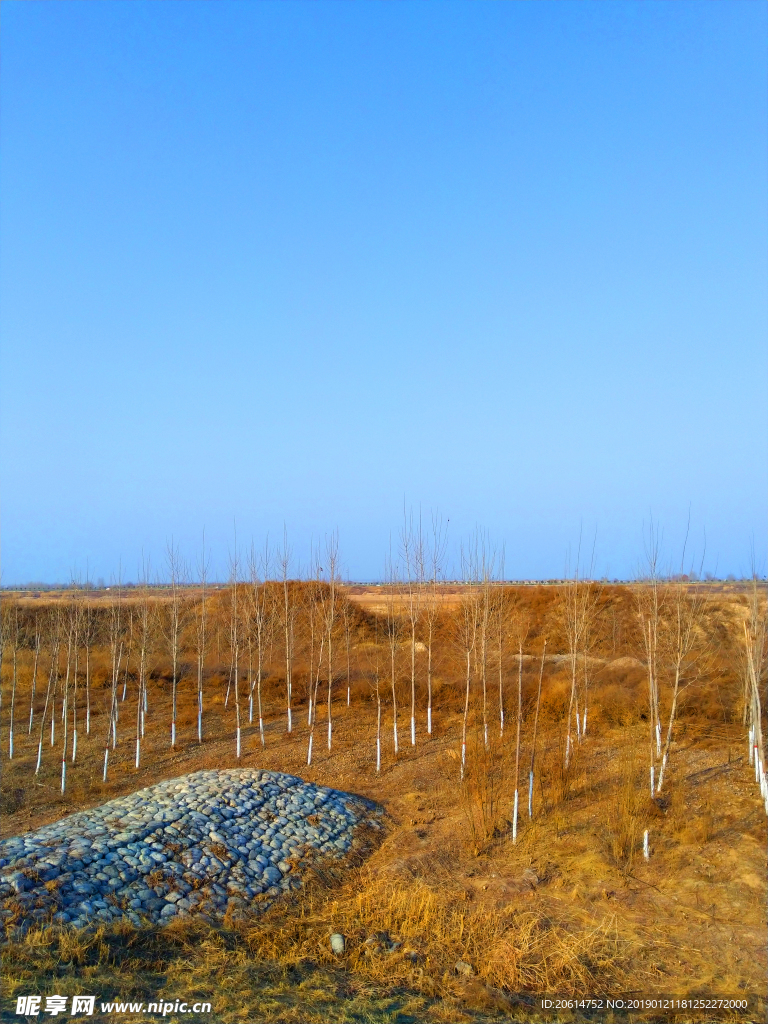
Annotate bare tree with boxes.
[342,595,353,707]
[228,539,243,760]
[279,529,295,733]
[561,539,598,768]
[121,611,134,702]
[745,569,768,798]
[362,619,383,772]
[306,551,326,766]
[478,542,495,749]
[70,592,84,764]
[103,586,124,781]
[305,555,321,728]
[401,508,422,747]
[35,609,62,775]
[743,573,768,809]
[455,543,481,780]
[162,542,188,749]
[8,608,19,759]
[528,638,547,818]
[655,561,707,795]
[247,540,273,748]
[27,617,41,735]
[135,561,154,768]
[494,585,507,739]
[637,520,664,792]
[323,532,340,752]
[195,539,209,744]
[512,642,523,842]
[384,549,401,756]
[417,512,447,737]
[60,612,76,795]
[82,589,96,735]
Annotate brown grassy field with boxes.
[1,582,766,1023]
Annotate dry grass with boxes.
[601,739,652,874]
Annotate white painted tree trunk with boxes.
[376,695,382,772]
[528,771,534,819]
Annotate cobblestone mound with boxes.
[0,769,383,931]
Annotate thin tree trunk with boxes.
[86,643,91,735]
[528,639,546,818]
[427,619,433,735]
[9,633,17,759]
[461,650,471,780]
[390,641,399,755]
[36,639,59,775]
[656,661,681,794]
[257,643,265,748]
[71,638,79,763]
[565,651,577,768]
[513,643,523,842]
[28,629,40,734]
[61,629,73,794]
[307,633,325,766]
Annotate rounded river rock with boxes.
[0,769,383,932]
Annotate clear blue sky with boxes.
[1,1,766,583]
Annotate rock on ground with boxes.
[0,769,383,933]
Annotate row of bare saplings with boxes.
[0,576,765,835]
[637,569,768,818]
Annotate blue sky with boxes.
[1,1,766,583]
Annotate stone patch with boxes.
[0,769,383,932]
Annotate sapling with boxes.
[655,557,706,794]
[307,632,326,766]
[8,611,18,759]
[512,643,523,843]
[135,569,153,768]
[324,532,340,751]
[342,598,352,707]
[455,546,480,780]
[61,625,73,794]
[385,554,401,755]
[528,639,547,818]
[36,632,59,775]
[228,543,242,760]
[400,508,421,747]
[195,539,209,744]
[247,540,272,748]
[28,622,40,734]
[103,639,122,780]
[480,572,491,750]
[280,530,295,733]
[71,617,80,763]
[164,543,186,749]
[419,513,447,737]
[496,588,506,739]
[121,611,133,701]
